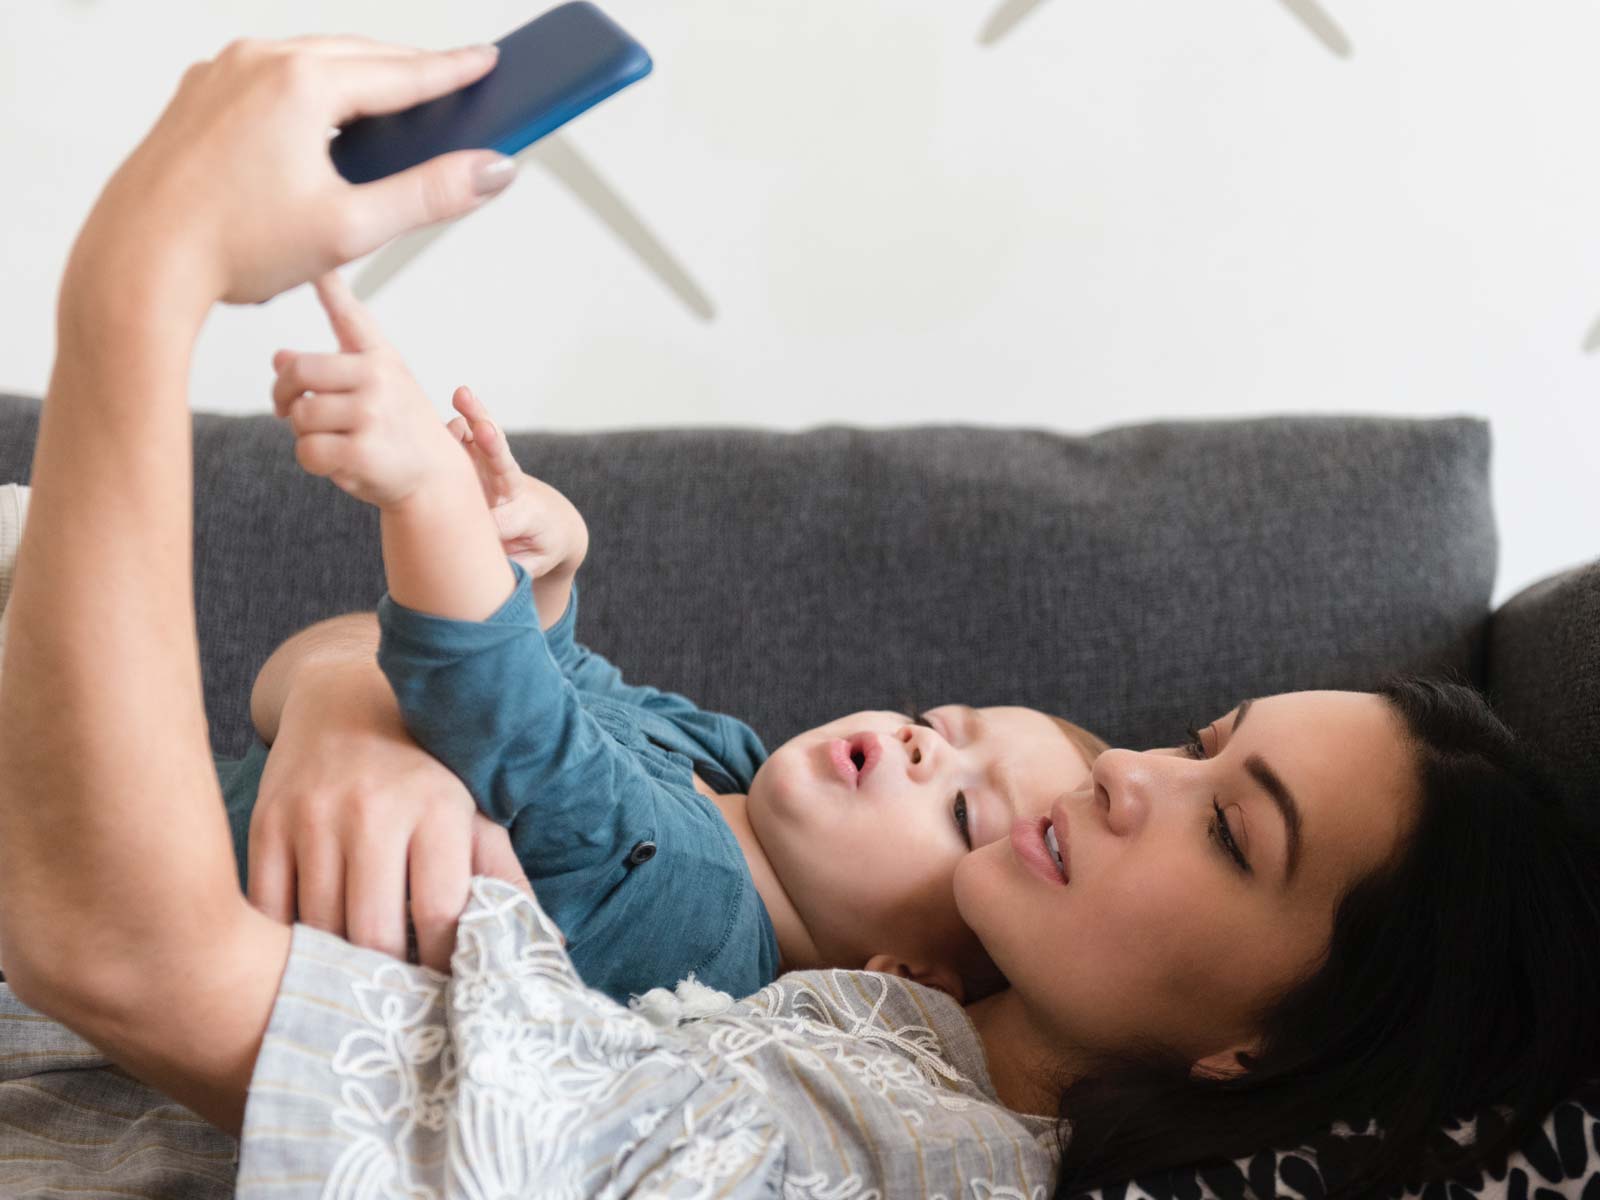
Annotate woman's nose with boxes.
[1091,747,1163,835]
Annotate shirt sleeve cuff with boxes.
[377,559,534,649]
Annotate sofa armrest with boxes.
[1487,559,1600,812]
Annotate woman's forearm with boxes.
[0,252,228,962]
[251,612,381,744]
[0,249,288,1130]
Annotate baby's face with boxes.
[746,705,1094,989]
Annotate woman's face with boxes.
[954,690,1418,1075]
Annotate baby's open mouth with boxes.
[829,733,883,787]
[847,733,882,783]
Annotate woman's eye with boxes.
[1212,799,1252,874]
[953,791,971,848]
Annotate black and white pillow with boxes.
[1067,1077,1600,1200]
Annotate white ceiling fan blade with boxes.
[351,134,714,321]
[530,132,715,321]
[977,0,1050,46]
[1278,0,1354,58]
[979,0,1353,57]
[350,219,454,302]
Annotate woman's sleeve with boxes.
[376,562,658,876]
[236,876,785,1198]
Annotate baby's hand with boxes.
[445,386,590,582]
[271,271,461,510]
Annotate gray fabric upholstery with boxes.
[0,392,1497,762]
[1489,560,1600,809]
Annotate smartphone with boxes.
[329,2,652,185]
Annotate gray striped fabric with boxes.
[0,987,237,1197]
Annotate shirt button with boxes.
[627,840,657,866]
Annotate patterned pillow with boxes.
[1064,1077,1600,1199]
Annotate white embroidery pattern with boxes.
[298,879,1051,1199]
[783,1174,1049,1200]
[783,1172,884,1199]
[322,878,699,1198]
[708,969,981,1124]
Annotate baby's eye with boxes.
[953,791,971,848]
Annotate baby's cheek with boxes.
[747,753,820,826]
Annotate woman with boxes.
[0,35,1595,1199]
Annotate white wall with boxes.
[3,0,1596,607]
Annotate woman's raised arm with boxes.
[0,36,517,1136]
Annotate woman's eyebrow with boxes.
[1246,754,1304,888]
[1226,698,1303,888]
[1232,697,1255,731]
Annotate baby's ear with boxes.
[863,954,966,1005]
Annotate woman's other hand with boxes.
[446,386,591,585]
[248,660,541,971]
[68,36,517,309]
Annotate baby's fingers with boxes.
[272,351,366,416]
[282,393,370,438]
[292,432,355,483]
[313,270,389,355]
[468,416,521,489]
[450,384,491,426]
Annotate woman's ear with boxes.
[863,954,967,1005]
[1190,1040,1261,1080]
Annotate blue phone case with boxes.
[329,2,652,185]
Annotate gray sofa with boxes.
[0,391,1595,1197]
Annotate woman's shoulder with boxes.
[726,968,1013,1103]
[695,968,1059,1192]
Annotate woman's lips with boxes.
[1011,815,1068,886]
[827,732,883,788]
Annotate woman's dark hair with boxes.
[1050,672,1600,1200]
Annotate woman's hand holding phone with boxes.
[66,36,515,316]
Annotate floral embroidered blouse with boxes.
[234,876,1061,1198]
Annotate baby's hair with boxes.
[1051,717,1110,769]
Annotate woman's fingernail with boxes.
[473,156,517,196]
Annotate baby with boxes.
[216,271,1106,1006]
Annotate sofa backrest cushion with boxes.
[1488,560,1600,813]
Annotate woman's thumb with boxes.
[342,151,518,259]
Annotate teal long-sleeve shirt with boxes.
[215,564,779,1004]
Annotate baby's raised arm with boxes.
[271,271,514,622]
